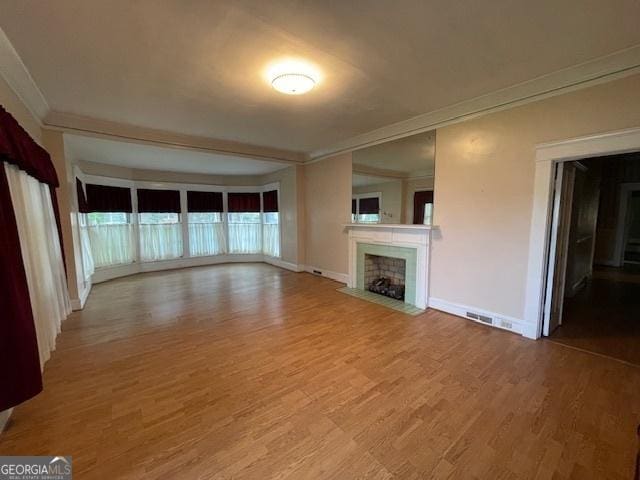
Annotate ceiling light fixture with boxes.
[271,73,316,95]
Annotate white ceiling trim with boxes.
[45,111,306,165]
[0,27,49,123]
[310,45,640,161]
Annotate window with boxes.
[86,211,134,267]
[352,195,381,223]
[137,189,183,262]
[228,212,262,254]
[263,212,280,257]
[138,212,183,261]
[423,203,434,225]
[189,212,226,256]
[262,190,280,257]
[187,190,226,257]
[227,193,262,254]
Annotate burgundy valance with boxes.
[352,198,356,215]
[0,105,58,187]
[187,191,223,213]
[413,190,434,224]
[137,188,180,213]
[228,192,260,213]
[262,190,278,213]
[359,196,380,215]
[76,178,90,214]
[86,184,133,213]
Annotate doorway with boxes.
[543,152,640,365]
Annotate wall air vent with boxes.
[466,311,493,325]
[500,320,513,330]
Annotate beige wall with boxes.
[303,153,352,275]
[44,130,84,303]
[353,180,402,224]
[431,74,640,319]
[261,165,303,265]
[0,76,41,144]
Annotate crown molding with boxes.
[44,111,306,165]
[0,27,49,123]
[310,44,640,160]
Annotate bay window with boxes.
[85,183,134,268]
[262,190,280,257]
[187,191,226,256]
[137,189,182,262]
[227,192,261,254]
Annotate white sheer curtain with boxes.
[88,224,134,267]
[4,163,71,368]
[139,224,183,261]
[79,214,95,279]
[228,216,262,254]
[189,222,226,256]
[263,223,280,257]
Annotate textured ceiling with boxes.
[2,0,640,154]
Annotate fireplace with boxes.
[364,254,406,300]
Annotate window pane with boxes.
[228,212,261,253]
[139,212,180,224]
[188,212,222,223]
[423,203,433,225]
[228,212,261,224]
[87,212,128,225]
[263,212,279,224]
[189,212,225,257]
[357,213,380,223]
[86,212,134,268]
[263,212,279,257]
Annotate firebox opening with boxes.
[364,253,406,301]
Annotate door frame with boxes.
[523,127,640,339]
[614,182,640,265]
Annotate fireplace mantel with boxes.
[345,223,433,310]
[344,223,436,231]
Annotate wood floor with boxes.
[1,264,639,479]
[550,266,640,366]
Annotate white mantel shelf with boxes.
[344,223,437,230]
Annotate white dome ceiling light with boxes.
[271,72,316,95]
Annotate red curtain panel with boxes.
[187,191,223,212]
[0,105,62,410]
[228,192,261,212]
[262,190,278,213]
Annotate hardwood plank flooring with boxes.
[549,266,640,366]
[1,263,639,479]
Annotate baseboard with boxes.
[428,297,537,339]
[303,265,348,284]
[71,280,93,311]
[264,257,304,272]
[0,408,12,435]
